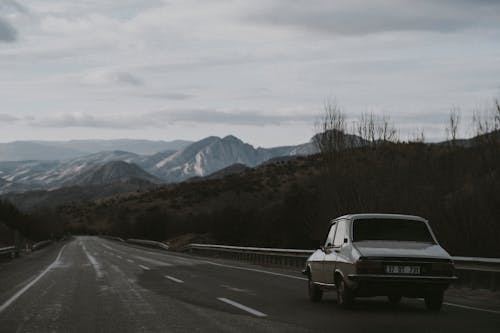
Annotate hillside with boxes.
[66,161,161,187]
[54,140,500,257]
[203,163,250,180]
[4,180,159,212]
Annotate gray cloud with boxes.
[29,109,317,129]
[250,0,500,35]
[81,70,144,86]
[150,109,316,126]
[141,92,195,100]
[0,113,19,122]
[112,72,143,86]
[1,1,499,145]
[0,0,29,14]
[0,18,17,42]
[33,114,120,128]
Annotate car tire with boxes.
[308,275,323,302]
[336,276,354,308]
[388,295,402,304]
[424,290,444,312]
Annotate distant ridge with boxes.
[0,139,192,161]
[66,160,162,187]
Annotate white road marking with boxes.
[139,265,150,271]
[99,238,500,316]
[104,238,304,280]
[82,246,104,278]
[220,284,252,293]
[217,297,267,317]
[126,259,135,263]
[444,302,500,315]
[0,245,66,314]
[204,261,307,281]
[133,255,172,267]
[164,275,184,283]
[102,244,114,251]
[98,238,500,316]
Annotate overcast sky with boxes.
[1,0,499,147]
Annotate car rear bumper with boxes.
[348,274,457,283]
[347,274,457,297]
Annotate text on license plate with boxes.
[385,265,420,275]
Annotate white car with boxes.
[303,214,457,311]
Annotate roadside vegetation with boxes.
[0,200,65,245]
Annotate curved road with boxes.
[0,236,499,332]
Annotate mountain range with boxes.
[0,135,318,195]
[0,139,192,162]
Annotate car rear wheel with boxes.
[336,276,354,308]
[424,290,444,312]
[308,275,323,302]
[388,295,402,304]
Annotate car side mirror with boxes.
[344,238,348,244]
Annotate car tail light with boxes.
[430,262,455,276]
[356,259,383,274]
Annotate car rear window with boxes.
[352,218,435,243]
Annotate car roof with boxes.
[332,213,427,223]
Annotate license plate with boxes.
[385,265,420,275]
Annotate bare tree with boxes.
[356,112,375,144]
[472,100,499,132]
[314,100,347,154]
[446,107,461,143]
[409,128,426,143]
[472,108,491,138]
[376,114,398,143]
[495,99,500,131]
[356,112,398,146]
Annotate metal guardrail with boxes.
[127,238,169,250]
[1,239,53,260]
[187,243,313,269]
[452,256,500,271]
[189,243,314,254]
[186,244,500,291]
[101,236,125,242]
[32,240,53,251]
[0,245,18,259]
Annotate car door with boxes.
[323,219,347,284]
[319,221,337,283]
[308,222,336,283]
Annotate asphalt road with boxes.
[0,236,499,332]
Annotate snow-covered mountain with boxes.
[146,135,304,182]
[63,161,162,187]
[0,151,142,189]
[0,135,319,194]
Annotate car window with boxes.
[333,220,347,247]
[352,218,435,243]
[324,222,337,247]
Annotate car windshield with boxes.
[352,218,435,243]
